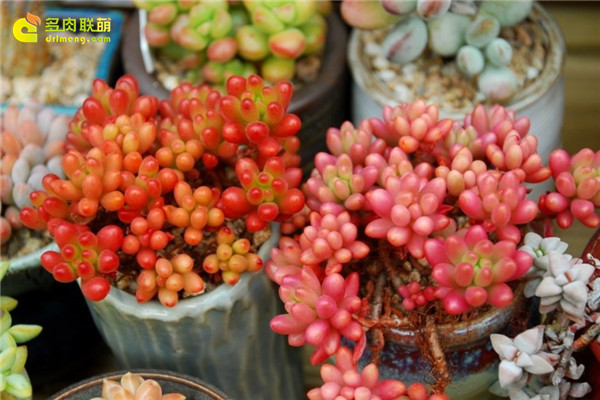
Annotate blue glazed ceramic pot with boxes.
[360,286,526,400]
[81,228,304,400]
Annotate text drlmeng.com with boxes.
[45,35,111,44]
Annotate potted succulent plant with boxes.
[0,261,43,400]
[1,100,69,295]
[1,2,124,111]
[122,0,350,168]
[341,0,565,182]
[48,370,230,400]
[265,100,600,399]
[18,73,307,399]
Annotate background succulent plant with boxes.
[0,101,69,248]
[341,0,535,102]
[133,0,330,86]
[0,261,42,400]
[90,371,185,400]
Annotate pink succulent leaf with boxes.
[271,268,363,364]
[308,346,409,400]
[428,226,532,314]
[299,211,368,270]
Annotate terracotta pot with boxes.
[359,286,526,400]
[47,369,230,400]
[121,10,350,170]
[81,228,304,400]
[348,3,565,200]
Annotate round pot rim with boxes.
[80,224,280,321]
[47,368,230,400]
[121,9,348,115]
[387,284,525,347]
[348,2,566,118]
[5,241,58,273]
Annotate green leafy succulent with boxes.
[0,261,42,400]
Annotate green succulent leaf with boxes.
[8,325,42,344]
[0,373,6,392]
[0,347,17,372]
[0,261,9,282]
[0,297,18,313]
[5,373,32,399]
[0,311,12,336]
[0,332,17,351]
[10,347,27,375]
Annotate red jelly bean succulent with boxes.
[265,100,600,397]
[20,74,304,308]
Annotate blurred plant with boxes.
[266,99,600,398]
[19,73,305,308]
[90,371,185,400]
[341,0,536,102]
[0,261,43,400]
[0,100,69,247]
[133,0,331,85]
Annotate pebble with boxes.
[363,20,550,110]
[372,56,390,70]
[526,66,540,80]
[1,32,105,106]
[377,69,397,82]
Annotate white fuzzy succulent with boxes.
[534,253,595,323]
[519,233,570,298]
[491,326,556,389]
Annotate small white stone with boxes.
[526,66,540,80]
[372,56,390,70]
[376,69,397,82]
[393,84,412,102]
[365,42,382,57]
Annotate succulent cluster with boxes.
[134,0,330,85]
[489,232,599,399]
[341,0,535,101]
[0,101,69,246]
[266,100,600,398]
[91,372,185,400]
[0,262,43,400]
[19,73,305,308]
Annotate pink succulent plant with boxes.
[365,173,451,258]
[424,225,532,314]
[539,148,600,229]
[266,100,600,398]
[270,267,364,365]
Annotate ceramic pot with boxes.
[82,228,304,400]
[3,242,58,297]
[360,286,525,400]
[121,10,350,171]
[348,3,565,199]
[47,369,230,400]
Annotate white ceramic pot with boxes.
[82,228,304,400]
[348,4,565,199]
[3,241,58,297]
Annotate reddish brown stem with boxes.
[380,239,404,291]
[425,315,451,394]
[573,323,600,351]
[367,273,386,363]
